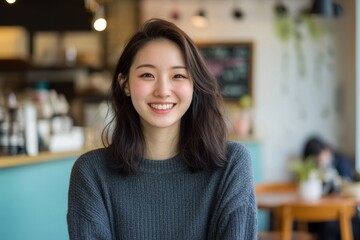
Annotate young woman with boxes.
[67,18,257,239]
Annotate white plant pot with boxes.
[299,179,322,201]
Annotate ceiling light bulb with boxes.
[192,10,208,27]
[6,0,16,4]
[92,5,107,31]
[93,18,107,31]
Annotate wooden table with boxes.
[257,191,357,210]
[256,184,358,240]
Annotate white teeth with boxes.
[150,104,174,110]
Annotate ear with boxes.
[124,85,130,96]
[118,73,130,96]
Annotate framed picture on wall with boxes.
[197,42,253,101]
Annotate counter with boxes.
[0,149,90,169]
[0,148,94,240]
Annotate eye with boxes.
[140,73,154,79]
[173,74,188,79]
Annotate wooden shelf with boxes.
[0,59,101,72]
[0,59,29,71]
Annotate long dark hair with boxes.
[103,18,227,175]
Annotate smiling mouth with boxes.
[149,103,175,110]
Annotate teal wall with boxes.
[241,141,262,184]
[240,141,269,231]
[0,157,76,240]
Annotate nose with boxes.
[154,77,171,98]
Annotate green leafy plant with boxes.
[292,156,318,183]
[238,94,252,109]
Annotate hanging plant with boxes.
[274,2,293,42]
[273,3,330,78]
[302,14,327,41]
[274,16,294,41]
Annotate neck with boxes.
[143,126,180,160]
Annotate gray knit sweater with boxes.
[67,141,257,239]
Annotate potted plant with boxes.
[292,156,322,200]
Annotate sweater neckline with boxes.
[141,155,187,174]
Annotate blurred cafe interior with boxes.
[0,0,359,239]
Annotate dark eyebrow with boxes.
[136,64,155,69]
[135,64,187,70]
[172,66,187,70]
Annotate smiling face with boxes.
[126,39,193,133]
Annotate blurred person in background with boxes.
[303,136,359,240]
[303,136,355,185]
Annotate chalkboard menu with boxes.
[198,42,253,100]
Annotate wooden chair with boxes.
[281,200,355,240]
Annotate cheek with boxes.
[175,83,194,101]
[130,81,150,99]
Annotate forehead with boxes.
[132,39,185,65]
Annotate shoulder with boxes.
[69,148,111,198]
[220,141,254,196]
[71,148,109,177]
[333,152,353,163]
[210,141,256,213]
[219,141,253,185]
[332,152,355,180]
[225,141,252,168]
[226,141,250,156]
[68,148,113,226]
[332,152,353,170]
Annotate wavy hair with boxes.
[103,18,227,175]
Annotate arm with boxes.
[67,210,112,240]
[67,154,112,240]
[217,202,258,239]
[209,142,258,240]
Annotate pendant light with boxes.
[310,0,333,16]
[310,0,343,17]
[274,1,288,17]
[192,9,208,27]
[192,0,208,27]
[93,5,107,31]
[232,0,244,20]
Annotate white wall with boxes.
[139,0,355,181]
